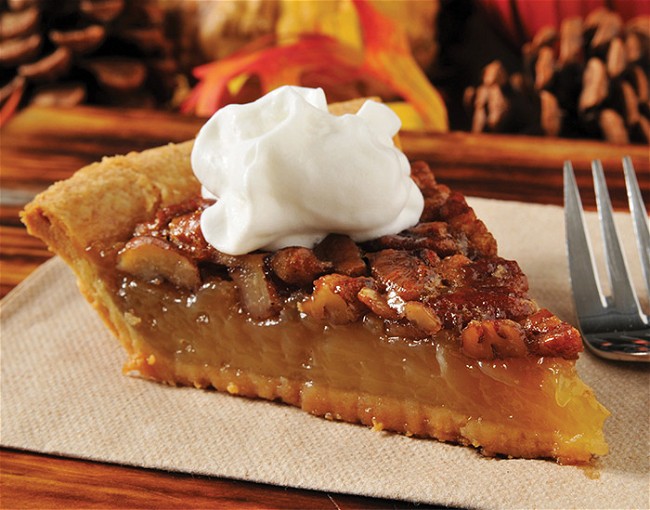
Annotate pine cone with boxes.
[0,0,177,113]
[464,9,650,144]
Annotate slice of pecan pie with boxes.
[22,105,608,465]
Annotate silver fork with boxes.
[564,157,650,362]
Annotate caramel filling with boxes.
[115,161,583,361]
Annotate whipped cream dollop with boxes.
[191,86,424,255]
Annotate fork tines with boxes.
[564,157,650,362]
[623,157,650,298]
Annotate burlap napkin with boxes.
[2,198,648,509]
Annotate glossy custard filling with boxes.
[115,273,607,457]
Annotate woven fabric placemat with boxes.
[2,198,648,509]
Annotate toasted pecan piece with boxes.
[439,191,497,257]
[314,234,367,276]
[270,247,332,287]
[461,319,528,359]
[229,253,281,321]
[439,256,529,294]
[117,236,200,289]
[364,222,465,257]
[134,196,212,238]
[135,197,237,268]
[299,274,374,324]
[409,160,438,196]
[431,289,538,330]
[403,301,443,335]
[410,161,453,222]
[357,287,401,320]
[167,209,212,259]
[523,309,583,359]
[367,249,441,302]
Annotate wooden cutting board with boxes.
[3,105,647,210]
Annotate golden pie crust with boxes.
[22,104,609,465]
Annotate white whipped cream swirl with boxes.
[191,86,424,255]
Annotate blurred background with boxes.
[1,0,648,144]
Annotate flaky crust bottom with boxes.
[127,351,597,464]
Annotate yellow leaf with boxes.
[183,0,449,133]
[387,102,425,131]
[353,0,448,132]
[277,0,363,50]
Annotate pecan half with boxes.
[522,309,583,359]
[299,274,374,324]
[461,319,528,359]
[314,234,366,277]
[117,236,200,289]
[368,249,441,302]
[270,247,332,287]
[229,253,281,321]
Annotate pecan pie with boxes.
[22,106,608,465]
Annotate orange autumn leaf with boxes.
[182,0,448,132]
[352,0,448,131]
[182,35,363,117]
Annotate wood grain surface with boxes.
[1,448,423,510]
[1,105,648,509]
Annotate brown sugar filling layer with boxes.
[116,272,607,464]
